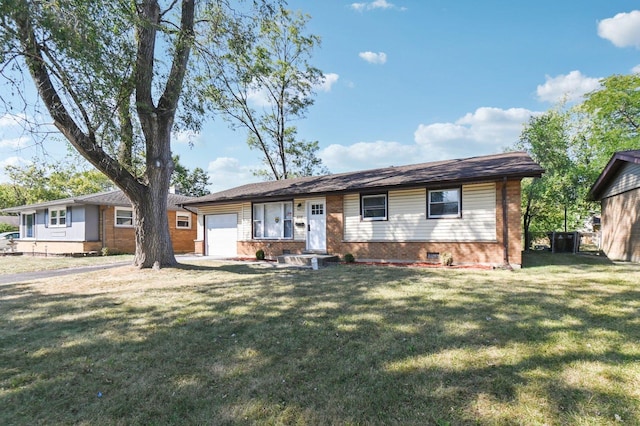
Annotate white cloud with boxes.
[320,106,538,174]
[536,70,601,103]
[351,1,405,12]
[414,107,537,157]
[0,113,29,129]
[632,64,640,74]
[321,140,418,172]
[207,157,259,193]
[598,10,640,48]
[317,73,339,92]
[0,136,30,149]
[359,51,387,64]
[0,156,29,183]
[172,130,200,146]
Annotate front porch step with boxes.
[276,254,340,267]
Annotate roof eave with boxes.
[183,170,543,207]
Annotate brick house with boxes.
[183,152,543,268]
[588,150,640,263]
[3,190,196,255]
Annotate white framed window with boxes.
[361,194,387,221]
[253,201,293,239]
[115,208,134,227]
[428,188,461,218]
[176,212,191,229]
[49,207,67,227]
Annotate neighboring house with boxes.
[588,150,640,263]
[2,190,196,256]
[183,152,544,267]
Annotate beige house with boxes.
[588,150,640,263]
[183,152,543,268]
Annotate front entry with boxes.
[306,199,326,252]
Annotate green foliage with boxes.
[255,249,265,260]
[343,253,355,263]
[516,73,640,249]
[0,222,18,233]
[439,252,453,266]
[171,155,211,197]
[198,4,328,180]
[0,159,113,208]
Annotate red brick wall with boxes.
[102,206,196,254]
[238,240,306,260]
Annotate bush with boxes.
[0,223,18,233]
[255,249,265,260]
[343,253,355,263]
[101,247,110,256]
[440,252,453,266]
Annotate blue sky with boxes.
[2,0,640,192]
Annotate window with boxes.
[49,207,67,227]
[361,194,387,221]
[115,208,134,227]
[253,201,293,239]
[428,188,461,218]
[176,212,191,229]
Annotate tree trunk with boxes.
[131,186,176,268]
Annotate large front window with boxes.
[49,207,67,227]
[428,188,461,218]
[253,202,293,239]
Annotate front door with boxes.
[306,199,326,252]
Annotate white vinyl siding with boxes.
[601,163,640,198]
[344,183,496,242]
[197,204,244,242]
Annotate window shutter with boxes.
[44,209,49,228]
[66,207,72,227]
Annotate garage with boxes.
[205,213,238,257]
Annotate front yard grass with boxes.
[1,253,639,425]
[0,254,134,274]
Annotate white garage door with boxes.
[205,214,238,257]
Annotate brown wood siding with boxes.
[601,188,640,262]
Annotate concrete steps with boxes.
[276,253,340,268]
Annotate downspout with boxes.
[502,177,512,270]
[101,206,107,251]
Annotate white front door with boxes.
[205,214,238,256]
[306,199,326,252]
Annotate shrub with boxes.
[101,247,110,256]
[440,252,453,266]
[343,253,355,263]
[255,249,265,260]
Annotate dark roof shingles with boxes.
[188,151,543,205]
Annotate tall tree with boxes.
[198,5,328,180]
[516,109,588,247]
[1,0,285,267]
[580,73,640,168]
[0,0,194,267]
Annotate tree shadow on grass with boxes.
[1,263,639,425]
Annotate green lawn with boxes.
[0,254,134,274]
[1,253,639,425]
